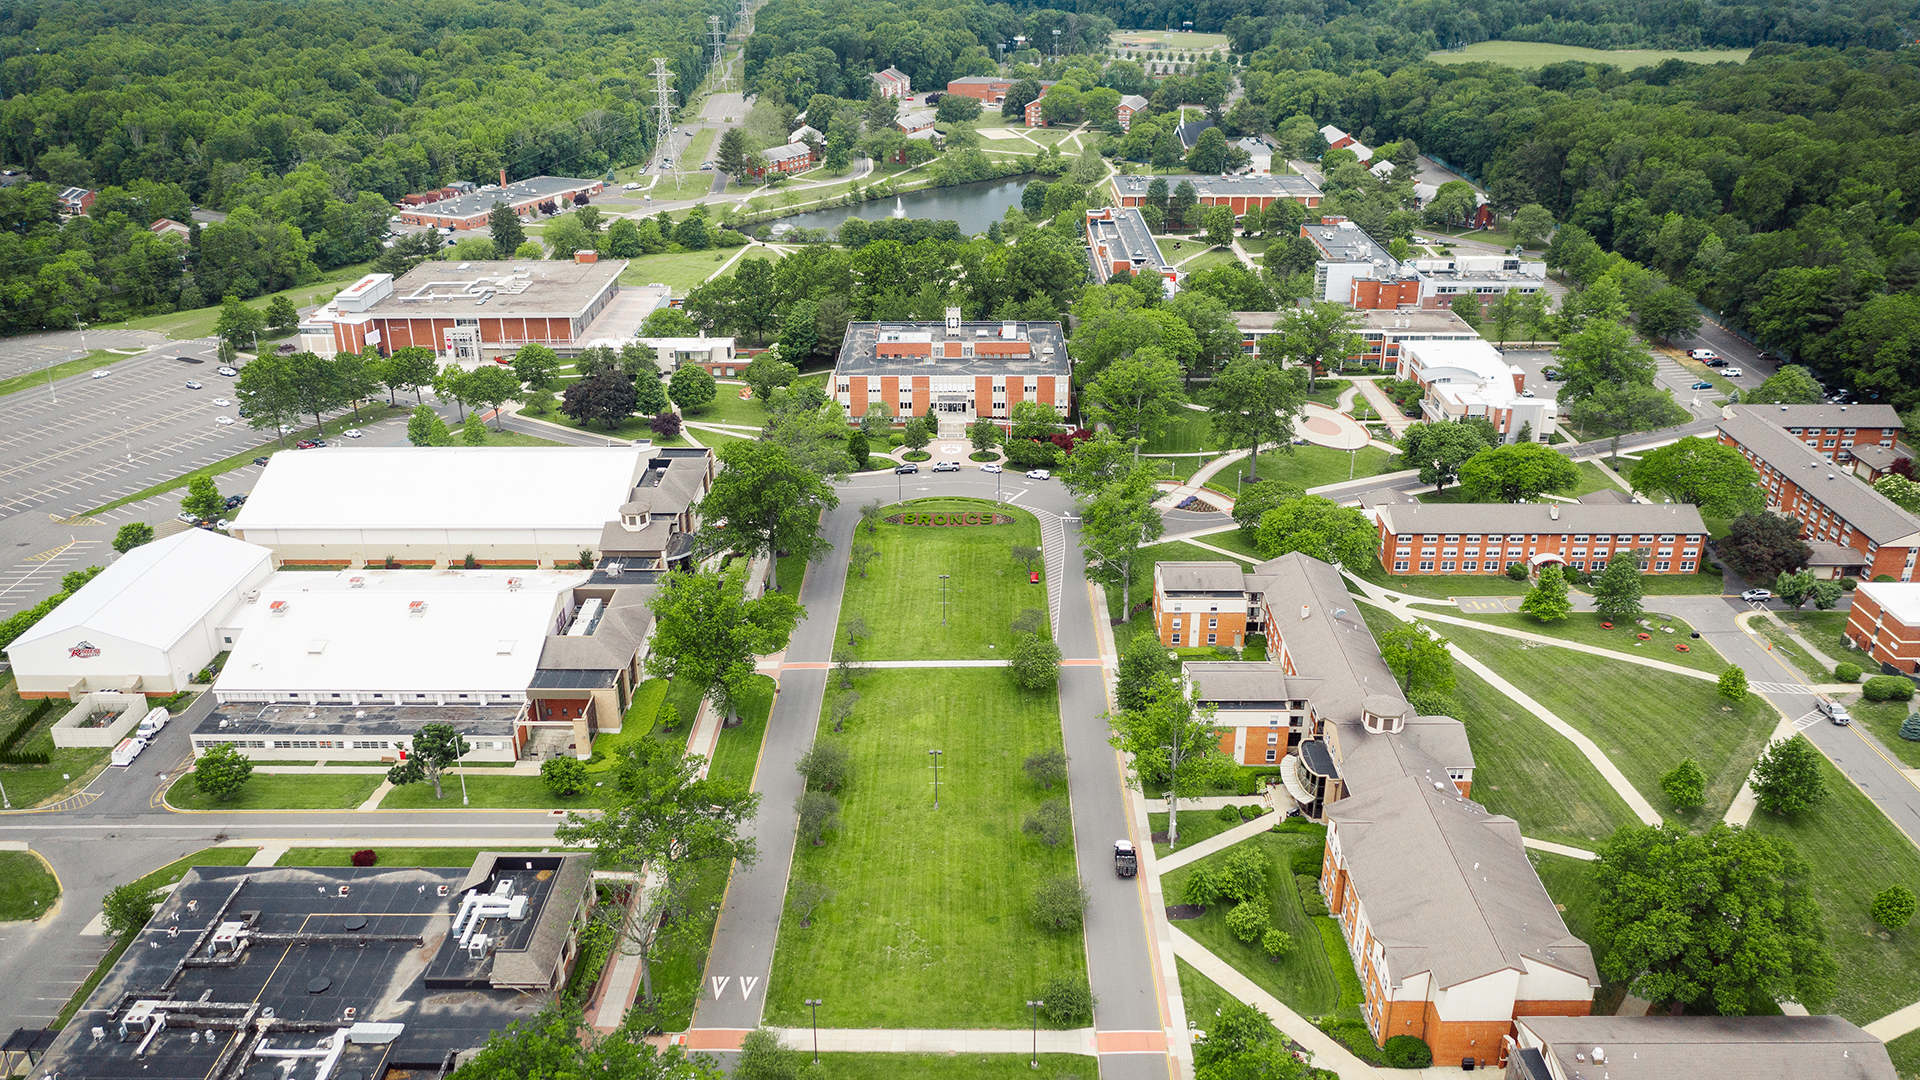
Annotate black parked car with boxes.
[894,462,918,474]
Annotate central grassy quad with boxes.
[765,668,1084,1027]
[838,498,1048,661]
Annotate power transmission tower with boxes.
[650,58,678,185]
[738,0,751,36]
[709,16,729,92]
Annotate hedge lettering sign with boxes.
[886,510,1016,526]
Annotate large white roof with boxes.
[6,529,272,654]
[233,447,646,532]
[1857,583,1920,629]
[216,568,590,696]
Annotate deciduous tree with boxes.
[1629,437,1765,517]
[1719,512,1811,582]
[1749,364,1824,405]
[645,565,802,725]
[1660,757,1706,810]
[668,363,717,413]
[1457,442,1580,503]
[1594,822,1835,1014]
[112,522,154,553]
[1108,669,1234,845]
[1520,563,1573,622]
[1591,550,1646,620]
[511,343,561,390]
[1079,464,1166,613]
[1751,735,1828,816]
[386,723,469,800]
[191,742,254,801]
[180,474,226,523]
[1253,495,1377,567]
[1376,622,1455,696]
[1084,348,1183,456]
[1208,357,1306,480]
[561,371,637,430]
[1398,422,1488,493]
[1568,381,1689,458]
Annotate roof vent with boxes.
[507,577,523,591]
[245,589,260,603]
[1300,604,1310,620]
[355,710,366,719]
[269,600,289,615]
[348,576,365,588]
[409,601,428,616]
[1592,1048,1605,1064]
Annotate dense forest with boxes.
[0,0,727,332]
[1240,45,1920,403]
[743,0,1114,107]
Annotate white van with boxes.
[136,707,170,737]
[110,737,149,767]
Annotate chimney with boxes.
[574,250,599,264]
[500,168,508,188]
[1549,504,1559,520]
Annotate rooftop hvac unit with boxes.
[506,577,522,591]
[269,600,289,615]
[245,589,260,603]
[409,601,428,616]
[348,577,364,588]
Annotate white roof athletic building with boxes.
[1397,338,1558,444]
[5,529,274,699]
[231,447,651,568]
[212,568,589,706]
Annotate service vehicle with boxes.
[1114,839,1137,877]
[110,737,148,767]
[136,707,169,737]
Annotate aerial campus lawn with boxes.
[1747,752,1920,1027]
[1158,828,1364,1024]
[1178,956,1241,1031]
[0,851,60,922]
[1452,609,1728,674]
[379,774,592,810]
[838,498,1049,660]
[1201,444,1392,497]
[168,772,383,810]
[764,669,1082,1029]
[0,677,112,808]
[1851,700,1920,769]
[1439,623,1778,823]
[1141,408,1222,455]
[1358,604,1640,849]
[1775,610,1853,670]
[799,1055,1093,1079]
[1426,40,1751,70]
[615,248,763,294]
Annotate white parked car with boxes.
[212,398,231,407]
[623,182,641,190]
[1688,349,1719,361]
[90,369,110,379]
[1026,468,1051,480]
[342,428,364,439]
[1741,588,1772,602]
[215,416,235,426]
[217,366,238,376]
[980,463,1003,473]
[1721,368,1744,378]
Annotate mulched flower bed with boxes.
[1165,905,1207,921]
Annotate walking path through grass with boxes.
[1168,927,1386,1080]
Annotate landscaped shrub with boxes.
[1296,875,1328,916]
[1261,928,1293,958]
[1040,974,1096,1026]
[1835,662,1863,683]
[1865,675,1917,702]
[1030,875,1090,931]
[1217,804,1242,822]
[1407,688,1455,716]
[1873,885,1918,930]
[350,849,377,867]
[1290,843,1325,877]
[1239,804,1265,820]
[1876,574,1898,583]
[1843,578,1859,591]
[1505,561,1528,580]
[541,756,590,797]
[888,432,906,446]
[1382,1035,1433,1068]
[1225,900,1269,943]
[1182,865,1221,906]
[1216,846,1269,904]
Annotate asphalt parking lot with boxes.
[1501,346,1737,423]
[0,328,167,381]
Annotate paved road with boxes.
[690,470,1173,1078]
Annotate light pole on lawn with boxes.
[939,573,950,627]
[1026,999,1044,1068]
[457,733,470,806]
[804,999,823,1064]
[0,775,10,809]
[928,748,942,808]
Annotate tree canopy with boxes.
[1628,437,1765,518]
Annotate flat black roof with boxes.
[194,702,521,740]
[39,862,557,1080]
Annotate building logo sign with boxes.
[68,641,101,658]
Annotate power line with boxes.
[708,16,730,93]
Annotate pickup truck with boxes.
[1114,839,1137,877]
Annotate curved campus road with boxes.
[688,469,1177,1079]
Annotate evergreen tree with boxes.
[1591,552,1645,621]
[1519,564,1572,622]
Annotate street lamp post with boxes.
[1026,999,1044,1068]
[0,775,11,810]
[457,734,470,806]
[804,999,823,1063]
[928,748,942,808]
[939,573,950,627]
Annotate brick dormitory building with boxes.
[1717,404,1920,581]
[1150,553,1597,1068]
[1375,501,1709,577]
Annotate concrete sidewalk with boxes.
[1170,927,1386,1079]
[769,1027,1098,1055]
[1156,811,1285,874]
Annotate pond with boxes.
[768,177,1033,237]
